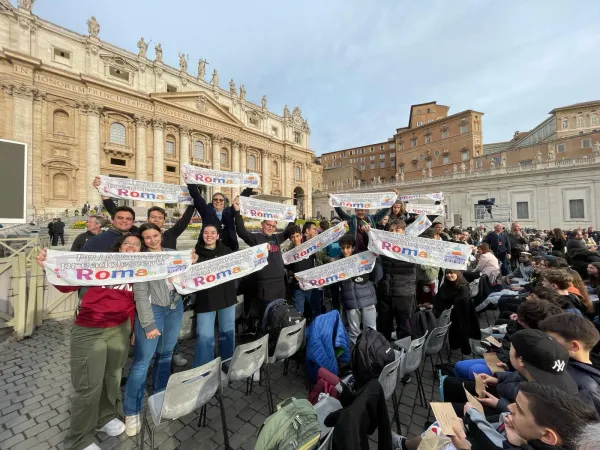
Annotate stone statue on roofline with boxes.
[87,16,100,38]
[210,69,219,87]
[137,37,148,58]
[154,43,163,63]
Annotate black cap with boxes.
[511,329,577,394]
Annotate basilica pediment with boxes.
[150,91,243,126]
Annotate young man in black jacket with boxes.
[82,206,136,252]
[539,313,600,413]
[484,223,512,275]
[52,218,65,246]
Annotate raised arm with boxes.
[165,204,195,239]
[231,197,259,246]
[102,198,117,217]
[186,183,209,215]
[334,206,352,221]
[370,206,391,225]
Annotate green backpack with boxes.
[255,397,321,450]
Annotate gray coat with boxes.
[338,259,383,310]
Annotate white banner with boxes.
[171,244,269,294]
[399,192,444,202]
[295,251,377,290]
[97,175,192,204]
[404,214,432,237]
[406,203,445,216]
[43,249,193,286]
[282,221,347,265]
[181,164,260,188]
[239,196,297,222]
[329,192,397,210]
[368,229,472,270]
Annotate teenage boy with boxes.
[83,206,136,252]
[505,252,534,283]
[539,313,600,412]
[335,233,382,343]
[284,225,328,318]
[540,269,586,315]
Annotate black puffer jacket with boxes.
[378,255,416,310]
[568,355,600,414]
[193,242,237,314]
[339,259,383,310]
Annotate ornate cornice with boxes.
[151,118,165,129]
[133,115,150,127]
[80,102,102,116]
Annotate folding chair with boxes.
[268,319,306,375]
[317,427,334,450]
[438,306,454,362]
[140,357,228,450]
[421,323,452,403]
[395,332,428,407]
[378,349,405,434]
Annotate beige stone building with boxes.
[0,1,321,218]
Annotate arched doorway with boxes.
[293,187,305,219]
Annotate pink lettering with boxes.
[76,268,93,280]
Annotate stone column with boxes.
[10,85,35,215]
[239,144,247,174]
[179,126,190,184]
[208,134,221,198]
[85,102,102,206]
[134,115,149,181]
[152,119,165,183]
[305,162,313,217]
[261,149,270,195]
[231,140,241,198]
[32,91,45,211]
[285,156,293,198]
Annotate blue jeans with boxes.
[455,359,492,380]
[193,305,236,368]
[292,288,322,317]
[123,301,183,416]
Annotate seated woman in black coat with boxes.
[432,269,480,354]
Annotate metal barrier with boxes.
[0,236,75,340]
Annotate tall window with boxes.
[220,150,228,165]
[248,155,256,170]
[193,140,204,160]
[425,135,431,144]
[379,154,385,160]
[561,118,569,129]
[577,115,585,128]
[443,155,449,164]
[569,199,585,219]
[165,136,176,156]
[475,159,482,169]
[293,131,302,144]
[109,122,126,145]
[411,161,417,170]
[425,159,432,168]
[557,143,565,153]
[370,155,375,161]
[461,151,469,161]
[389,143,395,149]
[582,138,592,148]
[360,163,365,170]
[398,165,404,174]
[389,152,395,159]
[272,161,279,176]
[370,162,375,169]
[295,166,301,181]
[411,138,417,147]
[398,141,404,150]
[591,115,598,126]
[516,202,529,219]
[53,110,69,135]
[379,161,385,168]
[442,129,448,138]
[460,124,468,134]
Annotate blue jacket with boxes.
[306,310,350,383]
[82,228,123,252]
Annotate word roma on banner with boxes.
[328,192,397,210]
[181,164,260,188]
[295,251,377,290]
[404,213,431,237]
[282,221,347,265]
[399,192,444,202]
[405,203,445,216]
[97,175,193,204]
[171,244,269,294]
[43,249,193,286]
[239,196,297,222]
[368,228,472,270]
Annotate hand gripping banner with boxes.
[295,251,378,290]
[97,175,192,204]
[181,164,260,188]
[405,203,445,216]
[368,228,472,270]
[282,221,347,265]
[329,192,397,210]
[43,249,193,286]
[171,244,269,294]
[399,192,444,202]
[404,214,432,237]
[239,196,297,222]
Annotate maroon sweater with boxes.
[55,284,135,328]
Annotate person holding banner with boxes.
[388,200,410,225]
[83,206,137,252]
[123,223,187,437]
[187,183,253,251]
[332,189,396,252]
[375,220,417,341]
[192,224,237,367]
[35,233,142,450]
[232,197,287,318]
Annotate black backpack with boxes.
[351,328,395,389]
[410,309,438,339]
[263,300,303,356]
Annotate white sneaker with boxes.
[96,418,126,436]
[172,353,188,367]
[125,414,142,437]
[83,444,101,450]
[252,370,260,382]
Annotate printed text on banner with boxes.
[181,164,260,188]
[97,175,192,204]
[282,221,347,265]
[239,196,297,222]
[328,192,397,210]
[399,192,444,202]
[404,214,432,237]
[405,203,445,215]
[295,251,377,290]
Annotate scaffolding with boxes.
[475,204,512,227]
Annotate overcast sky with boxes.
[27,0,600,155]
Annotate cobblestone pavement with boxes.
[0,311,497,450]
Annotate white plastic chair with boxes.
[317,427,334,450]
[438,306,454,362]
[268,319,306,375]
[140,357,228,450]
[378,349,405,434]
[421,323,452,405]
[395,331,428,407]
